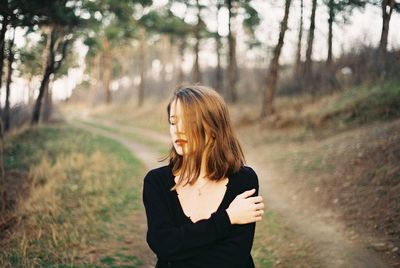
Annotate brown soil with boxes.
[238,118,400,267]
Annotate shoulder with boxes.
[229,165,259,190]
[144,165,172,185]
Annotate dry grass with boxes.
[0,125,144,267]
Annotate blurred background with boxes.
[0,0,399,267]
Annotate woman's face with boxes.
[169,100,188,156]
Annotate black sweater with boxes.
[142,164,259,268]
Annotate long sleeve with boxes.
[142,169,232,260]
[196,168,258,267]
[195,223,256,268]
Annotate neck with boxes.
[198,151,209,180]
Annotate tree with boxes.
[302,0,318,92]
[192,0,204,83]
[325,0,365,66]
[226,0,260,103]
[376,0,400,59]
[31,26,74,125]
[213,0,224,93]
[25,0,81,125]
[82,0,152,104]
[293,0,304,78]
[0,0,20,111]
[42,41,78,122]
[140,7,192,87]
[18,37,43,104]
[3,29,15,131]
[138,26,146,107]
[226,0,238,103]
[261,0,292,118]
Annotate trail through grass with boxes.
[1,124,145,267]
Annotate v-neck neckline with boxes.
[168,167,231,224]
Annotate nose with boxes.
[175,119,184,135]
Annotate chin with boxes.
[174,146,183,156]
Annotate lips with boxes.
[175,139,187,146]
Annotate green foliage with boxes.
[368,0,400,12]
[241,1,261,35]
[324,0,366,23]
[140,9,193,36]
[326,81,400,124]
[19,0,82,30]
[17,36,44,78]
[81,0,154,83]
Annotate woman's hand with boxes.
[226,189,264,224]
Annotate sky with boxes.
[3,0,400,106]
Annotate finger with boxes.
[253,216,263,222]
[247,196,263,203]
[238,188,256,198]
[255,203,265,210]
[253,210,264,217]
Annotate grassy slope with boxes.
[1,124,144,267]
[237,81,400,266]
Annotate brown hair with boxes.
[167,85,245,189]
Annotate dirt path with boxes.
[246,154,389,268]
[72,118,389,268]
[71,120,164,268]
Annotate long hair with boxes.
[167,85,245,189]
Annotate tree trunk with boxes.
[103,38,112,104]
[42,79,52,122]
[31,27,56,125]
[138,28,146,107]
[192,0,202,83]
[32,72,51,125]
[4,30,15,132]
[261,0,292,118]
[27,75,34,104]
[227,0,238,103]
[303,0,317,92]
[177,39,185,86]
[293,0,303,78]
[0,117,4,211]
[0,15,10,110]
[324,0,340,91]
[97,54,103,93]
[326,0,334,66]
[379,0,395,59]
[31,27,68,125]
[192,34,201,83]
[160,34,169,83]
[214,1,223,93]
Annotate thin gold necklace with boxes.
[196,179,211,196]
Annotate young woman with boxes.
[142,86,264,268]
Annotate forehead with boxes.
[169,99,183,116]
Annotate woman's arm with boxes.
[194,221,256,267]
[178,166,260,267]
[143,170,232,260]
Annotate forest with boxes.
[1,0,400,267]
